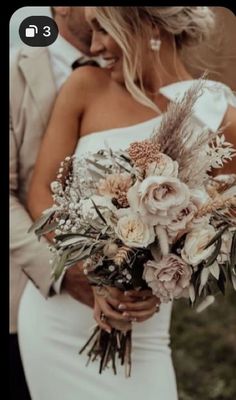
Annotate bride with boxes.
[19,7,236,400]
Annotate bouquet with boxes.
[31,79,236,377]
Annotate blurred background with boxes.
[10,6,236,400]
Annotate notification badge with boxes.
[19,16,58,46]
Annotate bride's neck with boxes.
[142,44,193,94]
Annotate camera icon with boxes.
[25,25,38,38]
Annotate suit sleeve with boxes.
[10,112,55,298]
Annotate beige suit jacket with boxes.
[10,46,57,333]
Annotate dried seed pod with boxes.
[113,246,134,267]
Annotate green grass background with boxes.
[171,288,236,400]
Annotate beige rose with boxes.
[146,154,179,178]
[143,254,192,303]
[181,225,216,266]
[127,176,190,226]
[115,214,155,248]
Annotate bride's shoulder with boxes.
[65,66,111,94]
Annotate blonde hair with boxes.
[94,7,216,112]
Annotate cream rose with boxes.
[115,214,155,248]
[127,176,190,226]
[143,254,192,303]
[190,188,210,209]
[181,225,216,266]
[146,154,179,178]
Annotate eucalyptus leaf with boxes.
[189,284,195,303]
[204,237,222,268]
[56,232,96,241]
[199,268,210,296]
[209,262,220,280]
[52,248,71,281]
[204,225,228,250]
[35,221,58,238]
[119,152,131,162]
[66,242,100,264]
[230,230,236,269]
[113,161,131,173]
[85,158,111,173]
[217,268,226,295]
[231,274,236,290]
[59,237,88,248]
[90,199,107,225]
[55,233,83,241]
[28,208,57,234]
[87,168,106,180]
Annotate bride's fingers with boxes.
[106,296,121,310]
[117,296,160,312]
[121,304,159,321]
[97,297,132,321]
[105,287,136,303]
[93,302,112,333]
[124,289,154,300]
[93,287,124,310]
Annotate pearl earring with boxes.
[150,38,161,51]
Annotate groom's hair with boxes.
[50,7,55,18]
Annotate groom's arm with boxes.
[10,117,94,306]
[10,120,54,298]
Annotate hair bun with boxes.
[170,7,216,48]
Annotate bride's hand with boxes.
[92,286,131,333]
[107,287,161,323]
[92,286,160,332]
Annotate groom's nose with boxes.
[90,32,105,55]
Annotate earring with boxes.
[150,38,161,51]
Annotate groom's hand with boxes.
[61,263,94,308]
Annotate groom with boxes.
[10,7,101,398]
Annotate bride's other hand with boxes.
[107,287,161,323]
[93,286,160,330]
[92,286,132,333]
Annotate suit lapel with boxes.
[19,47,57,128]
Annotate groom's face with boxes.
[53,7,93,55]
[85,7,124,84]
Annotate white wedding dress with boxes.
[18,80,236,400]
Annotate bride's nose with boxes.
[90,33,105,55]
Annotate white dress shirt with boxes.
[48,34,86,90]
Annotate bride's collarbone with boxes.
[82,91,159,134]
[81,105,157,135]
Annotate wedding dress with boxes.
[18,80,236,400]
